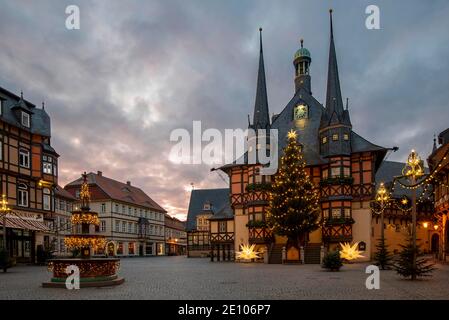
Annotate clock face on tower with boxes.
[294,104,308,120]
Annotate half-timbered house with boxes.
[0,87,57,263]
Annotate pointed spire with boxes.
[252,27,270,130]
[325,9,345,124]
[432,134,438,153]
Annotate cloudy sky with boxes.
[1,0,448,220]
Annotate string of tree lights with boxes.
[267,130,320,243]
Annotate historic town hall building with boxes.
[187,11,435,263]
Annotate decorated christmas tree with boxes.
[394,236,435,279]
[267,129,320,249]
[374,238,394,270]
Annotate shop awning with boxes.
[0,216,50,232]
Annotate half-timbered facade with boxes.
[429,128,449,261]
[0,87,57,263]
[186,188,229,257]
[217,12,390,262]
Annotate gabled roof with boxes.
[54,185,77,201]
[186,188,229,231]
[65,172,166,212]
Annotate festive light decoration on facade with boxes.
[339,242,364,261]
[236,244,260,260]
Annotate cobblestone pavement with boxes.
[0,256,448,299]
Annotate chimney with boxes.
[126,181,131,186]
[97,171,102,176]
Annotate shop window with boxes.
[117,242,123,255]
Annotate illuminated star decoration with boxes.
[287,129,297,140]
[236,244,260,260]
[339,242,364,261]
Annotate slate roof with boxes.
[186,188,229,231]
[208,202,234,220]
[322,10,349,128]
[0,86,51,137]
[251,29,270,131]
[65,172,166,212]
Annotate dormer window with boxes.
[203,203,211,210]
[343,133,349,141]
[332,134,339,141]
[21,111,30,128]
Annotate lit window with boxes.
[332,134,339,141]
[19,149,30,168]
[18,183,29,207]
[322,170,329,179]
[344,208,351,217]
[43,188,51,211]
[343,133,349,141]
[254,175,262,184]
[21,112,30,127]
[43,156,52,174]
[331,167,340,178]
[322,136,327,144]
[323,209,329,218]
[332,208,341,218]
[343,167,351,177]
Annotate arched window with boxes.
[18,183,28,207]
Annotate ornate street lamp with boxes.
[0,195,11,251]
[402,149,424,280]
[372,182,391,243]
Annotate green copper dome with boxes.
[294,47,311,60]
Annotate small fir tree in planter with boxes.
[322,251,343,271]
[394,237,435,279]
[374,238,394,270]
[267,130,320,259]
